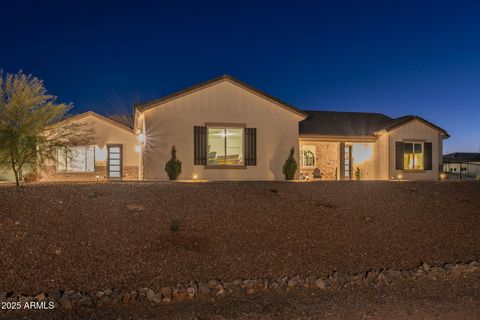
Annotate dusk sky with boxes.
[2,0,479,153]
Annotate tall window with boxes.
[57,146,95,172]
[300,145,316,168]
[403,142,423,170]
[207,128,244,166]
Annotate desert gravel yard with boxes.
[0,181,479,293]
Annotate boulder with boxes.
[198,282,211,298]
[34,293,46,302]
[160,287,172,303]
[58,293,72,310]
[315,279,326,289]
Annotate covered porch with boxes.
[299,138,378,180]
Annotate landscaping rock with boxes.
[160,287,172,303]
[58,293,72,310]
[186,286,196,299]
[198,282,211,298]
[34,293,46,301]
[315,279,326,289]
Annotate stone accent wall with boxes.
[300,142,339,180]
[41,166,139,182]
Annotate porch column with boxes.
[339,142,345,180]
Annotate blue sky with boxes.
[2,0,479,152]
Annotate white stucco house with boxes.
[38,75,449,182]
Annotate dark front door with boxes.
[107,144,122,180]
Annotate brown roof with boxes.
[300,111,449,138]
[134,75,308,118]
[444,152,480,163]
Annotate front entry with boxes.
[344,145,353,180]
[107,144,123,180]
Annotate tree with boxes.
[0,71,92,186]
[282,147,298,180]
[165,145,182,180]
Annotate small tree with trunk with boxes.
[0,71,93,186]
[282,147,298,180]
[165,145,182,180]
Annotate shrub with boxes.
[355,167,361,180]
[23,171,40,183]
[169,215,182,232]
[282,147,298,180]
[165,146,182,180]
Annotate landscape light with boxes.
[95,175,99,182]
[396,174,403,180]
[193,174,198,181]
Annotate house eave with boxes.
[299,134,378,142]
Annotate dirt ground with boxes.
[1,181,479,294]
[4,273,480,319]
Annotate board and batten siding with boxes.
[141,80,303,180]
[387,119,444,180]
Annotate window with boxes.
[403,142,423,170]
[207,128,244,166]
[300,145,316,168]
[57,146,95,172]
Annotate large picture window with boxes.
[403,142,423,170]
[207,128,244,166]
[57,146,95,172]
[300,145,316,168]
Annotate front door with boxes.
[107,144,122,180]
[344,145,352,180]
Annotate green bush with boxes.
[169,215,182,232]
[165,146,182,180]
[355,167,361,180]
[282,147,298,180]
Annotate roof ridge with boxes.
[303,110,391,117]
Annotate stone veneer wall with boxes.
[300,142,339,180]
[42,166,139,182]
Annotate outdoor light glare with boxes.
[139,133,146,145]
[135,145,142,152]
[396,174,403,180]
[193,174,198,181]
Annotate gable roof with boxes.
[378,115,449,137]
[300,111,449,138]
[52,111,135,133]
[443,152,480,163]
[134,74,308,118]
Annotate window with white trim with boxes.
[57,146,95,172]
[300,145,316,168]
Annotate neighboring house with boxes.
[37,75,448,182]
[443,153,480,179]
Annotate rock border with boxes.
[1,260,479,311]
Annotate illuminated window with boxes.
[300,145,316,168]
[403,142,423,170]
[207,128,244,166]
[57,146,95,172]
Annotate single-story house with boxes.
[40,75,449,182]
[443,153,480,179]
